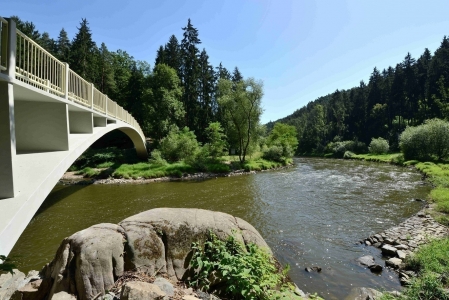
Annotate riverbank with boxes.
[350,153,449,299]
[59,159,294,185]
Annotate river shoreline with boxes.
[59,164,294,185]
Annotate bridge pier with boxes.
[0,18,17,199]
[0,81,17,199]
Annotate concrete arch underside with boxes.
[0,124,147,256]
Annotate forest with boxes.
[270,37,449,155]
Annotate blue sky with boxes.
[3,0,449,123]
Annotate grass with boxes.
[379,239,449,299]
[350,153,405,165]
[69,148,289,180]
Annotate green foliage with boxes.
[0,255,15,274]
[326,140,367,157]
[112,161,194,179]
[189,233,291,300]
[368,137,389,154]
[70,147,139,171]
[400,118,449,160]
[159,126,200,162]
[143,64,185,140]
[266,123,298,159]
[262,145,284,162]
[217,78,263,163]
[343,151,355,159]
[204,122,228,159]
[149,149,168,166]
[243,158,287,172]
[399,239,449,300]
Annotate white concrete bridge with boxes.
[0,18,147,256]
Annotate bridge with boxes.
[0,18,147,256]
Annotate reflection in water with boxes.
[10,158,430,299]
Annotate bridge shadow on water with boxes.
[33,184,89,218]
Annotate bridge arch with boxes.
[0,17,147,256]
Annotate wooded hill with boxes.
[269,37,449,154]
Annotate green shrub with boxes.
[70,147,138,170]
[368,137,389,154]
[400,118,449,160]
[262,145,283,162]
[189,233,291,300]
[149,149,168,166]
[343,151,355,159]
[326,140,367,157]
[0,255,15,274]
[159,126,200,162]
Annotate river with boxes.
[9,158,430,299]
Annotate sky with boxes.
[3,0,449,123]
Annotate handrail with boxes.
[93,86,107,113]
[1,17,146,143]
[16,30,65,96]
[67,69,90,106]
[0,17,7,71]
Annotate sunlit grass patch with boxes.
[351,153,405,165]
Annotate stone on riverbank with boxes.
[27,208,273,300]
[120,281,166,300]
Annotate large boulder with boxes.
[37,208,270,300]
[119,208,270,281]
[41,223,126,300]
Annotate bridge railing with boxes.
[16,30,66,97]
[0,18,145,142]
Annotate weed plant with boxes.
[189,233,295,300]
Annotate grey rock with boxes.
[356,255,375,267]
[356,255,376,267]
[45,223,126,300]
[153,278,174,297]
[381,244,397,257]
[368,264,383,272]
[119,208,270,281]
[345,287,383,300]
[397,250,407,260]
[120,281,166,300]
[0,269,26,300]
[385,258,402,269]
[395,244,408,250]
[52,291,77,300]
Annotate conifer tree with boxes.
[56,28,71,62]
[180,19,201,131]
[70,18,97,81]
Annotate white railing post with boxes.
[89,83,94,109]
[64,63,69,99]
[5,18,16,79]
[105,96,108,116]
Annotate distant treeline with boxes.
[269,37,449,154]
[11,16,245,143]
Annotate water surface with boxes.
[10,158,430,299]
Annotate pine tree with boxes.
[180,19,202,131]
[232,67,243,83]
[164,35,181,77]
[56,28,71,62]
[70,18,97,81]
[38,32,57,55]
[197,49,216,142]
[97,43,116,95]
